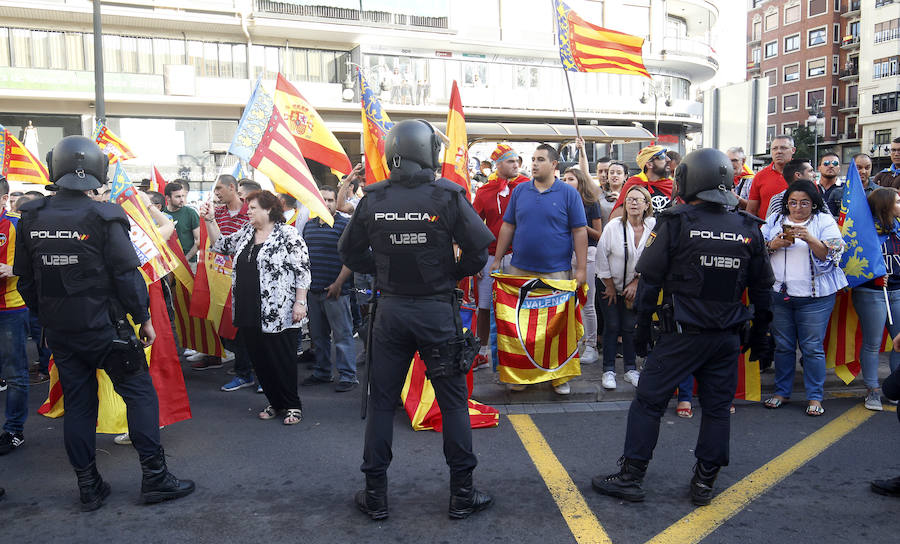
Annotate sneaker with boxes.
[335,381,357,393]
[0,431,24,455]
[509,384,527,392]
[256,384,264,394]
[114,433,132,445]
[865,390,883,411]
[30,372,50,385]
[601,371,617,390]
[191,358,223,371]
[472,354,491,371]
[182,349,197,357]
[186,351,210,363]
[301,375,333,386]
[221,350,235,363]
[581,345,599,364]
[221,375,255,392]
[0,379,6,392]
[623,370,640,388]
[554,382,571,395]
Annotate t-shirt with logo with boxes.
[612,174,675,215]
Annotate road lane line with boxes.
[508,414,612,544]
[646,403,875,544]
[884,405,897,413]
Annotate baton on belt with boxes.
[360,289,378,420]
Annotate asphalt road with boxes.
[2,359,899,544]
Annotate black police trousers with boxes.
[361,296,477,479]
[46,328,161,470]
[623,331,740,467]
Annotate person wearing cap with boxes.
[592,148,774,507]
[609,145,675,219]
[472,144,529,369]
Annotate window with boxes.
[120,36,137,73]
[874,129,893,145]
[872,92,899,114]
[218,43,232,78]
[783,122,800,134]
[765,11,778,32]
[831,117,838,136]
[849,21,860,39]
[232,44,247,79]
[808,57,826,77]
[751,47,761,63]
[136,38,152,74]
[10,28,30,68]
[876,0,896,6]
[768,97,777,114]
[847,116,857,139]
[784,63,800,82]
[785,3,801,24]
[809,27,827,46]
[764,41,778,59]
[807,88,825,108]
[102,34,120,72]
[834,0,841,9]
[832,55,839,74]
[784,34,800,52]
[808,0,827,16]
[875,19,900,43]
[0,28,7,67]
[764,68,777,86]
[752,20,762,40]
[874,56,900,79]
[766,125,777,145]
[784,93,800,111]
[832,86,838,105]
[65,32,83,71]
[848,84,858,107]
[833,24,840,43]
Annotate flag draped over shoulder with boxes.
[229,79,333,226]
[0,124,50,185]
[839,161,887,287]
[440,80,471,200]
[492,274,585,384]
[93,120,136,163]
[275,73,352,175]
[190,219,238,340]
[359,69,394,184]
[554,0,650,78]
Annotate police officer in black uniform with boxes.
[591,148,775,506]
[14,136,194,511]
[339,120,495,520]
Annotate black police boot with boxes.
[591,457,648,502]
[139,448,195,504]
[448,472,493,519]
[355,474,389,520]
[690,461,721,506]
[871,475,900,497]
[74,461,111,512]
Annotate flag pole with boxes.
[884,285,894,325]
[561,68,582,140]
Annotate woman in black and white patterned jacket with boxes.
[201,190,310,425]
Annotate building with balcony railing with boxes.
[0,0,723,185]
[858,0,900,169]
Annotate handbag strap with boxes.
[622,218,628,292]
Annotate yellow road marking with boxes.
[509,414,612,544]
[885,404,897,413]
[646,403,875,544]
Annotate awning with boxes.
[430,122,656,144]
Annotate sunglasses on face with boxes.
[821,160,839,167]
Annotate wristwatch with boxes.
[295,300,307,306]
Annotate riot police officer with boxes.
[339,120,495,520]
[14,135,194,511]
[591,148,775,506]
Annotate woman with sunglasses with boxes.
[761,180,847,416]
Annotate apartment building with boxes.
[857,0,900,170]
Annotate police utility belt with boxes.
[101,300,149,382]
[654,303,743,335]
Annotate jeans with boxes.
[308,292,357,383]
[572,247,598,347]
[852,287,900,390]
[0,310,29,434]
[771,292,836,401]
[599,295,636,372]
[677,375,694,402]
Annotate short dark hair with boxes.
[216,175,238,189]
[238,179,262,193]
[852,153,871,162]
[25,190,44,197]
[10,191,23,197]
[174,178,191,193]
[0,176,8,196]
[164,181,184,197]
[893,136,900,144]
[279,193,297,208]
[608,160,629,177]
[319,185,338,197]
[780,179,827,216]
[12,193,36,210]
[596,156,612,164]
[244,190,284,223]
[535,143,559,163]
[782,158,812,183]
[666,150,682,163]
[819,151,840,164]
[146,191,165,209]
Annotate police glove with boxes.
[743,311,773,363]
[634,314,653,358]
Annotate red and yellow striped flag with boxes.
[0,124,49,185]
[492,274,586,385]
[824,289,891,384]
[440,80,472,200]
[554,0,650,78]
[93,120,136,164]
[149,165,165,193]
[229,80,332,226]
[166,231,224,358]
[189,219,238,340]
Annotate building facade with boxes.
[857,0,900,171]
[0,0,721,187]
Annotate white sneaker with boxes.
[509,384,527,392]
[553,382,571,395]
[221,350,235,363]
[182,349,197,357]
[601,371,617,390]
[624,370,641,388]
[186,351,208,362]
[865,390,883,411]
[114,433,131,445]
[580,345,599,364]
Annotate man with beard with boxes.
[609,146,674,218]
[816,153,843,216]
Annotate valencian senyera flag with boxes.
[440,80,472,200]
[554,0,650,78]
[359,69,394,185]
[230,79,333,226]
[824,290,892,384]
[110,164,181,283]
[93,120,136,163]
[190,219,238,340]
[492,274,586,385]
[275,73,352,176]
[166,230,224,358]
[0,124,49,185]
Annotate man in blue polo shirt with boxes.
[491,144,588,395]
[300,186,357,392]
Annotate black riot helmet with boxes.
[385,120,441,172]
[46,135,108,191]
[675,148,737,207]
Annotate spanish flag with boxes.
[554,0,650,78]
[0,124,49,185]
[492,274,585,385]
[166,232,225,358]
[93,120,136,163]
[359,69,394,184]
[149,165,165,193]
[274,73,352,176]
[440,80,472,201]
[189,219,238,340]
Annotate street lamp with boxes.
[640,80,672,141]
[806,99,825,166]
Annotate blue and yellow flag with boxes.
[359,69,393,184]
[838,160,887,287]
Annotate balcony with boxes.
[841,35,860,50]
[647,36,719,83]
[838,132,861,143]
[839,66,859,81]
[842,1,861,18]
[253,0,450,30]
[747,60,761,74]
[839,100,859,113]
